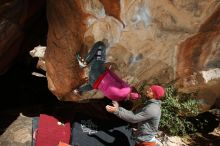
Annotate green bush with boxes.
[159,84,199,136]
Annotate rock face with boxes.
[176,4,220,110]
[45,0,88,101]
[0,0,220,110]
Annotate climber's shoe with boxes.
[73,89,82,96]
[76,53,87,68]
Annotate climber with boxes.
[74,38,140,101]
[106,85,165,146]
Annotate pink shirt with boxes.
[94,70,139,101]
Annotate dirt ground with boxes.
[0,102,219,146]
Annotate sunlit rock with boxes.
[43,0,220,108]
[1,0,220,109]
[176,4,220,110]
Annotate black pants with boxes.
[78,42,106,92]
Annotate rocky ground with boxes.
[0,103,219,146]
